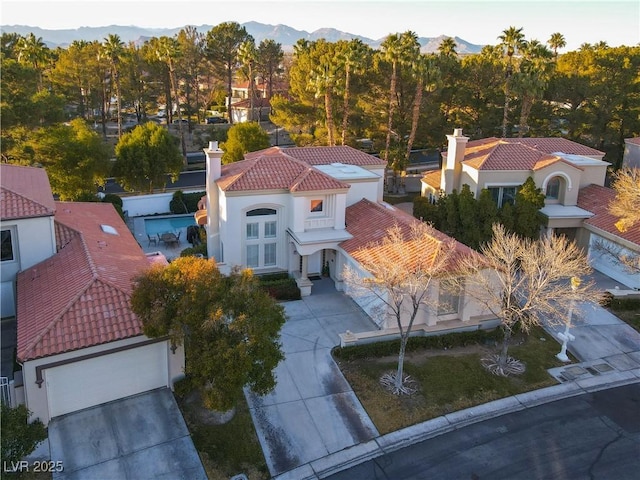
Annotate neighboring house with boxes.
[421,129,639,289]
[1,165,183,425]
[577,185,639,289]
[197,142,495,338]
[1,165,57,318]
[230,96,272,124]
[622,137,640,169]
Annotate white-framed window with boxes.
[264,243,277,266]
[437,279,460,316]
[246,223,259,239]
[246,244,259,268]
[264,221,277,238]
[488,186,517,208]
[1,229,14,262]
[310,199,324,213]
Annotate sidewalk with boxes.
[271,273,640,480]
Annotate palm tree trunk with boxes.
[227,63,233,124]
[325,88,336,146]
[406,78,424,158]
[385,61,398,163]
[248,64,255,122]
[518,96,533,138]
[169,64,187,164]
[115,71,122,138]
[502,81,511,138]
[341,65,351,145]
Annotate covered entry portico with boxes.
[287,228,351,296]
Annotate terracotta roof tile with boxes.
[626,137,640,146]
[283,146,387,166]
[232,97,271,108]
[510,138,604,156]
[0,164,56,220]
[17,202,150,361]
[577,184,640,247]
[218,152,349,192]
[421,170,441,190]
[341,199,474,272]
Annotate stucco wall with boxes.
[623,142,640,169]
[21,336,182,425]
[122,189,204,217]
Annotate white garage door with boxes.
[46,342,169,418]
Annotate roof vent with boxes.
[100,224,118,235]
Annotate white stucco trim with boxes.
[540,171,573,192]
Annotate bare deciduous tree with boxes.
[456,224,600,376]
[609,167,640,233]
[343,222,461,394]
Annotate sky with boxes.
[2,0,639,50]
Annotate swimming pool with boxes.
[144,215,196,236]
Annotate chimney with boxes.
[204,141,223,262]
[441,128,469,194]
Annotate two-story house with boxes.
[196,143,497,337]
[1,164,184,425]
[421,129,639,289]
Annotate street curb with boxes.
[272,374,640,480]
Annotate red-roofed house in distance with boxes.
[196,143,497,340]
[1,164,183,425]
[422,129,639,289]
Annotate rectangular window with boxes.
[264,243,276,266]
[246,223,259,240]
[1,230,13,262]
[437,279,460,316]
[310,199,324,212]
[264,221,277,238]
[487,186,518,208]
[246,244,259,268]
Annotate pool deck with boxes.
[130,215,198,262]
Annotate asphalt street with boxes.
[326,383,640,480]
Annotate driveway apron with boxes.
[246,282,379,476]
[49,388,206,480]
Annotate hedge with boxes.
[170,190,206,214]
[258,276,301,301]
[333,328,504,361]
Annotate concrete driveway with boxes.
[49,388,206,480]
[246,280,380,476]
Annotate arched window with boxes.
[546,177,561,200]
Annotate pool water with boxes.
[144,215,196,236]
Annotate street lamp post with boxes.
[556,276,581,362]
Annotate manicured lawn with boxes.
[176,390,269,480]
[336,327,565,434]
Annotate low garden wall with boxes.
[121,189,203,217]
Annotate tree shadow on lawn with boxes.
[175,387,270,480]
[336,328,566,435]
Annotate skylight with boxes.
[100,225,118,235]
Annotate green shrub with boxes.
[257,272,290,282]
[609,297,640,311]
[170,190,206,214]
[1,403,47,465]
[102,193,123,208]
[258,277,301,301]
[180,243,208,257]
[333,328,504,361]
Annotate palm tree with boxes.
[16,33,50,92]
[437,37,457,57]
[380,31,420,163]
[238,39,258,122]
[406,54,439,157]
[337,39,369,145]
[547,32,566,60]
[514,40,553,137]
[101,34,125,137]
[498,26,526,137]
[311,51,339,146]
[154,36,187,162]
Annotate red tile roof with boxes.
[577,184,640,247]
[341,199,475,272]
[232,97,271,108]
[0,164,56,220]
[283,146,387,167]
[218,151,349,192]
[17,202,151,361]
[626,137,640,146]
[511,138,604,156]
[421,170,441,190]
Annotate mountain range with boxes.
[0,22,484,54]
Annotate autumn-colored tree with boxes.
[610,167,640,232]
[131,257,285,410]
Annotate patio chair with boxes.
[147,234,157,246]
[176,231,181,244]
[157,233,164,244]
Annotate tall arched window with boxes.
[546,176,561,200]
[245,207,279,269]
